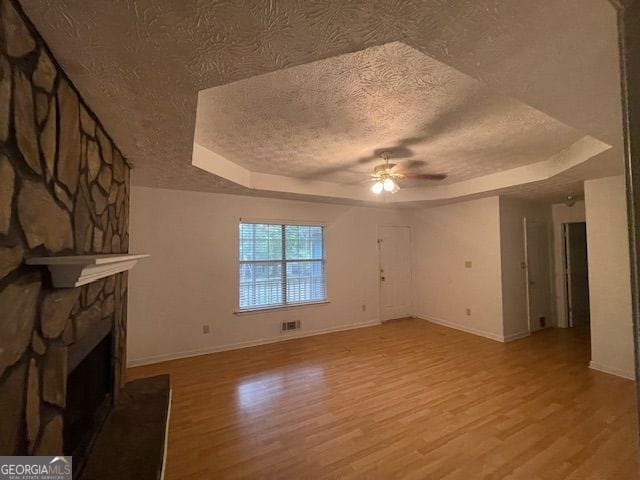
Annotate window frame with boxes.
[236,221,328,313]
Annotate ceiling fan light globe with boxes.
[390,182,400,194]
[371,181,384,194]
[383,178,396,192]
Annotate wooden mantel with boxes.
[26,254,150,288]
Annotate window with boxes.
[239,222,326,310]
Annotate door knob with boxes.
[381,276,386,281]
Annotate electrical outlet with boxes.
[465,261,472,268]
[202,325,210,334]
[466,308,471,316]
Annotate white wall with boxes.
[551,201,586,327]
[128,181,636,381]
[498,197,553,337]
[584,176,634,379]
[411,196,505,341]
[127,186,411,366]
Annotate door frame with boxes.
[563,223,574,327]
[377,224,413,322]
[562,222,573,328]
[523,218,533,333]
[612,0,640,436]
[562,221,590,328]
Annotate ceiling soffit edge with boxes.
[192,135,610,204]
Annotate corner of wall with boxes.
[584,175,635,380]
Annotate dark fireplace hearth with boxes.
[60,324,169,480]
[64,332,114,477]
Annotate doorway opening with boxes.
[563,222,591,328]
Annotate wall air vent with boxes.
[281,320,301,332]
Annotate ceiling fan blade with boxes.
[306,159,366,178]
[373,162,396,174]
[397,159,428,170]
[400,172,448,180]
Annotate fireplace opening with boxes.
[64,331,114,476]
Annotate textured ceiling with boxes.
[20,0,624,204]
[196,42,583,186]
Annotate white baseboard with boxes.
[503,331,530,342]
[415,314,506,342]
[128,318,381,367]
[589,361,635,380]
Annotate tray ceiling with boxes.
[21,0,624,206]
[195,42,584,186]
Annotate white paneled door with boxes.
[378,226,412,321]
[524,218,552,331]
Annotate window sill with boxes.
[234,300,330,316]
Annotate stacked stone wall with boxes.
[0,0,131,455]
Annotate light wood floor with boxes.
[129,319,639,479]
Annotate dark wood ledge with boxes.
[79,375,170,480]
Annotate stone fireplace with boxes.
[0,0,131,457]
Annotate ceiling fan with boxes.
[370,151,447,194]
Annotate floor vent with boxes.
[281,320,301,332]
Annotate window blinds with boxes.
[239,223,326,310]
